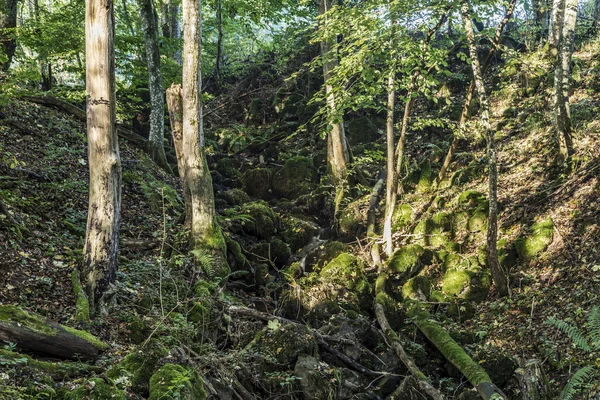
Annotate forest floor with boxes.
[1,40,600,399]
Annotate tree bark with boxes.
[319,0,349,217]
[553,0,576,161]
[461,0,507,296]
[437,0,517,185]
[181,0,228,277]
[548,0,565,48]
[139,0,172,174]
[215,0,223,89]
[161,0,181,64]
[0,0,18,71]
[383,50,397,256]
[82,0,122,314]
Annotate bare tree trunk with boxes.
[548,0,565,48]
[161,0,181,64]
[140,0,172,174]
[0,0,18,71]
[553,0,577,161]
[437,0,516,185]
[166,84,192,228]
[383,71,396,256]
[82,0,121,314]
[181,0,228,277]
[319,0,349,218]
[461,0,507,296]
[215,0,223,89]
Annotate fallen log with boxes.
[407,304,507,400]
[0,349,100,379]
[23,95,147,148]
[0,305,108,361]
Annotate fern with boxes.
[560,365,597,400]
[545,317,592,352]
[587,306,600,350]
[190,249,215,278]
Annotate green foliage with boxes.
[545,306,600,399]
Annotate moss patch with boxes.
[272,156,318,199]
[317,253,372,310]
[515,219,554,262]
[250,238,292,267]
[71,269,89,323]
[0,305,58,336]
[64,378,126,400]
[392,204,413,231]
[281,215,319,252]
[388,244,432,276]
[240,201,278,239]
[220,188,250,206]
[242,168,273,199]
[149,364,206,400]
[402,276,431,301]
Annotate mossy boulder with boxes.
[317,253,372,311]
[388,244,433,276]
[294,354,334,400]
[242,168,274,199]
[339,196,368,238]
[107,341,168,393]
[467,206,488,232]
[392,204,413,231]
[250,238,292,267]
[417,160,432,193]
[64,378,126,400]
[149,364,206,400]
[457,190,487,209]
[220,188,250,206]
[224,234,249,272]
[215,158,242,180]
[515,219,554,262]
[272,156,318,199]
[346,117,381,145]
[281,216,320,252]
[441,254,491,301]
[402,276,431,301]
[240,201,278,239]
[244,323,318,370]
[305,240,349,273]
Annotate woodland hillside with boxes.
[1,0,600,399]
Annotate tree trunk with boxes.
[215,0,223,89]
[461,0,507,296]
[383,69,396,256]
[553,0,576,161]
[594,0,600,33]
[437,0,517,185]
[139,0,172,174]
[548,0,565,48]
[161,0,181,64]
[181,0,228,277]
[319,0,349,218]
[82,0,122,315]
[166,83,192,228]
[121,0,136,36]
[0,0,18,71]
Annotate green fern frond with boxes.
[586,306,600,350]
[190,249,215,278]
[546,317,592,352]
[559,365,597,400]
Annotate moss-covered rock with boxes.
[149,364,206,400]
[515,219,554,262]
[240,201,278,239]
[216,158,242,180]
[244,323,318,370]
[282,262,303,282]
[242,168,274,199]
[457,190,488,209]
[392,204,413,231]
[107,341,168,393]
[64,378,126,400]
[224,234,249,271]
[339,196,368,238]
[417,160,432,193]
[316,253,371,311]
[272,156,318,199]
[305,240,349,273]
[387,244,433,276]
[441,255,491,302]
[467,206,488,232]
[294,354,335,400]
[281,215,320,252]
[402,276,431,301]
[220,188,250,206]
[250,238,292,267]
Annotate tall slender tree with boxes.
[461,0,507,296]
[82,0,122,314]
[175,0,228,276]
[553,0,577,160]
[318,0,350,218]
[549,0,565,48]
[215,0,223,89]
[0,0,18,71]
[139,0,172,173]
